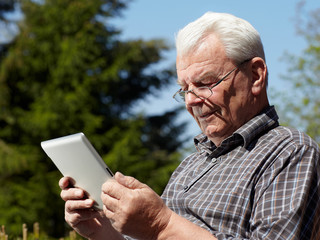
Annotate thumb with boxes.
[114,172,143,190]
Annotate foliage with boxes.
[276,1,320,143]
[0,0,186,237]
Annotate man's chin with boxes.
[203,126,219,138]
[203,126,229,143]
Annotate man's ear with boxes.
[250,57,267,96]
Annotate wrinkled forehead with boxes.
[176,60,222,86]
[176,34,228,71]
[176,47,229,86]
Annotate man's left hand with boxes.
[101,172,172,240]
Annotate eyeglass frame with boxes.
[172,59,251,103]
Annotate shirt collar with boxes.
[235,106,279,148]
[194,106,279,155]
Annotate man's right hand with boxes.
[59,177,124,240]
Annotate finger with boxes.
[115,172,144,189]
[101,178,127,200]
[102,204,115,220]
[101,191,119,213]
[59,177,70,190]
[65,198,95,212]
[59,176,75,190]
[61,188,85,201]
[66,207,100,227]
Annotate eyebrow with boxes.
[196,71,220,83]
[177,71,220,86]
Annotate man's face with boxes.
[176,34,255,145]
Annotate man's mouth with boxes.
[197,111,215,120]
[192,107,219,120]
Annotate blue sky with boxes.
[111,0,319,139]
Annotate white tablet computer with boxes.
[41,132,113,210]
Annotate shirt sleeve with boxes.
[248,144,320,240]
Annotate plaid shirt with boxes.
[161,106,320,239]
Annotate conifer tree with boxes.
[0,0,186,237]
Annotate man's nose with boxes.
[185,91,203,107]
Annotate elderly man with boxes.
[59,12,320,239]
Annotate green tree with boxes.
[276,1,320,143]
[0,0,186,237]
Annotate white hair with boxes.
[175,12,266,65]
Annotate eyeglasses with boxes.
[173,59,251,103]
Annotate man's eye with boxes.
[205,81,219,87]
[194,82,210,88]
